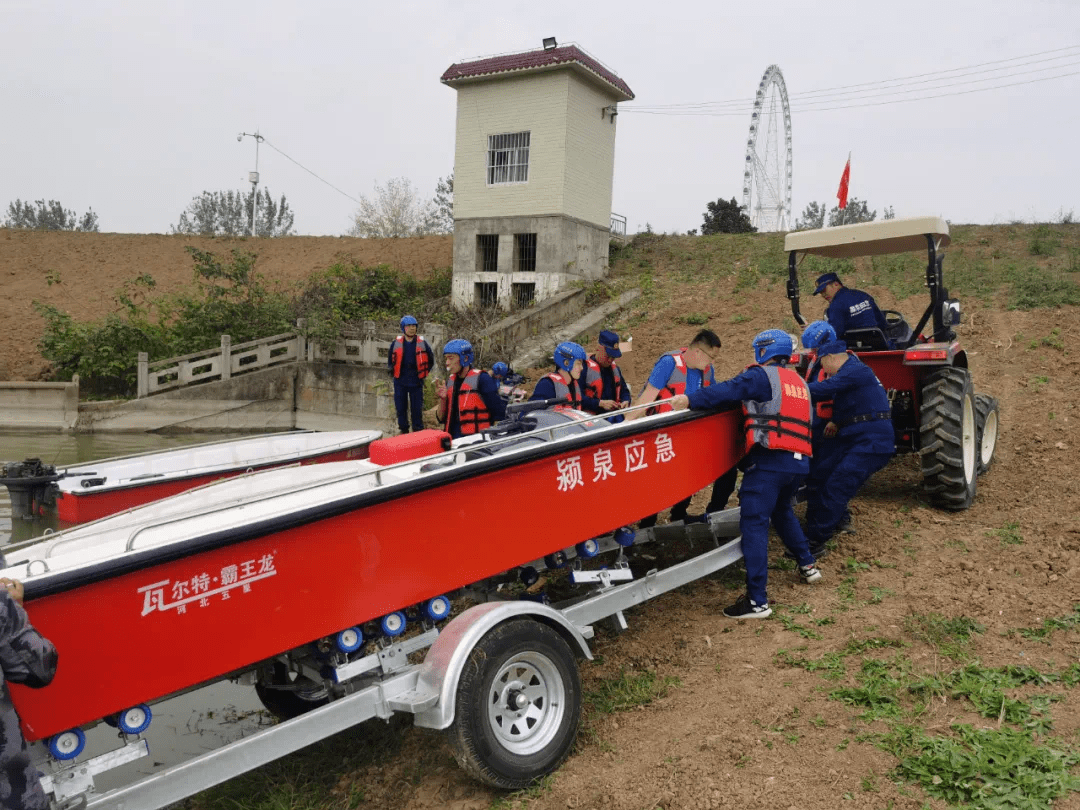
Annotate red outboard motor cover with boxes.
[368,430,452,465]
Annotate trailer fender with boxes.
[412,601,592,730]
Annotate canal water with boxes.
[0,432,274,795]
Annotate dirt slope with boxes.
[0,229,452,380]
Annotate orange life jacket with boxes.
[450,369,494,435]
[649,349,711,415]
[390,335,431,379]
[742,364,813,456]
[543,372,583,408]
[581,356,627,408]
[804,353,833,421]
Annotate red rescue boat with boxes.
[4,405,743,744]
[1,430,381,524]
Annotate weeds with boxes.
[988,521,1023,546]
[584,669,680,714]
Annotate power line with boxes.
[625,68,1080,116]
[261,139,362,205]
[627,43,1080,112]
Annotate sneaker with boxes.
[722,595,772,619]
[798,563,822,584]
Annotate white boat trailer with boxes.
[41,511,745,808]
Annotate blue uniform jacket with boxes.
[686,365,809,475]
[806,356,894,452]
[387,338,434,388]
[646,354,715,393]
[826,287,890,341]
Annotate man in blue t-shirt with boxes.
[624,329,738,527]
[814,273,893,348]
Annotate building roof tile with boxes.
[441,44,634,100]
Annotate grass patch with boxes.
[988,521,1023,546]
[1013,604,1080,642]
[584,669,680,714]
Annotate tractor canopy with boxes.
[784,216,958,346]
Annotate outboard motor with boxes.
[0,458,61,520]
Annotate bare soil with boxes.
[4,231,1079,809]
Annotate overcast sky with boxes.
[3,0,1077,236]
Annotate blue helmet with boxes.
[400,315,418,330]
[800,320,836,350]
[443,338,473,368]
[491,361,509,380]
[752,329,793,365]
[554,341,587,373]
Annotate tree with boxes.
[427,173,454,234]
[171,189,295,237]
[347,177,438,238]
[795,198,881,229]
[4,199,99,231]
[701,198,756,235]
[795,201,826,230]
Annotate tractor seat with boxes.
[842,328,893,351]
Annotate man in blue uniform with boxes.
[435,339,505,439]
[387,315,434,434]
[530,342,588,405]
[814,273,892,347]
[804,340,896,555]
[670,329,822,618]
[0,577,59,810]
[580,330,632,423]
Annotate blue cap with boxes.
[817,340,848,357]
[813,273,841,295]
[598,330,622,358]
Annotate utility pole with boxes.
[237,131,264,237]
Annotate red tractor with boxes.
[784,216,999,510]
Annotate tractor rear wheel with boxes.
[974,394,1000,475]
[919,367,978,510]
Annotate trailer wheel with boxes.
[446,619,581,790]
[974,394,1000,475]
[919,367,977,510]
[255,661,329,720]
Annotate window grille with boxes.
[516,233,537,272]
[512,282,536,309]
[487,132,530,185]
[477,235,499,272]
[475,282,498,307]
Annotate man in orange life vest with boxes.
[580,330,632,423]
[670,329,822,618]
[436,339,505,439]
[387,315,434,434]
[624,329,738,527]
[529,342,588,406]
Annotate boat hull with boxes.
[54,436,377,524]
[12,409,742,741]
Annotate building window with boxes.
[477,235,499,272]
[475,282,498,307]
[515,233,537,272]
[512,282,535,309]
[487,132,530,185]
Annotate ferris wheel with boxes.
[741,65,793,232]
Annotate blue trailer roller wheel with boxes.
[576,539,600,558]
[425,595,452,622]
[519,566,540,587]
[48,729,86,760]
[335,627,364,653]
[117,704,152,734]
[614,527,635,547]
[544,551,567,570]
[381,611,407,637]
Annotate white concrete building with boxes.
[441,41,634,310]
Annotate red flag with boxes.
[836,156,851,210]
